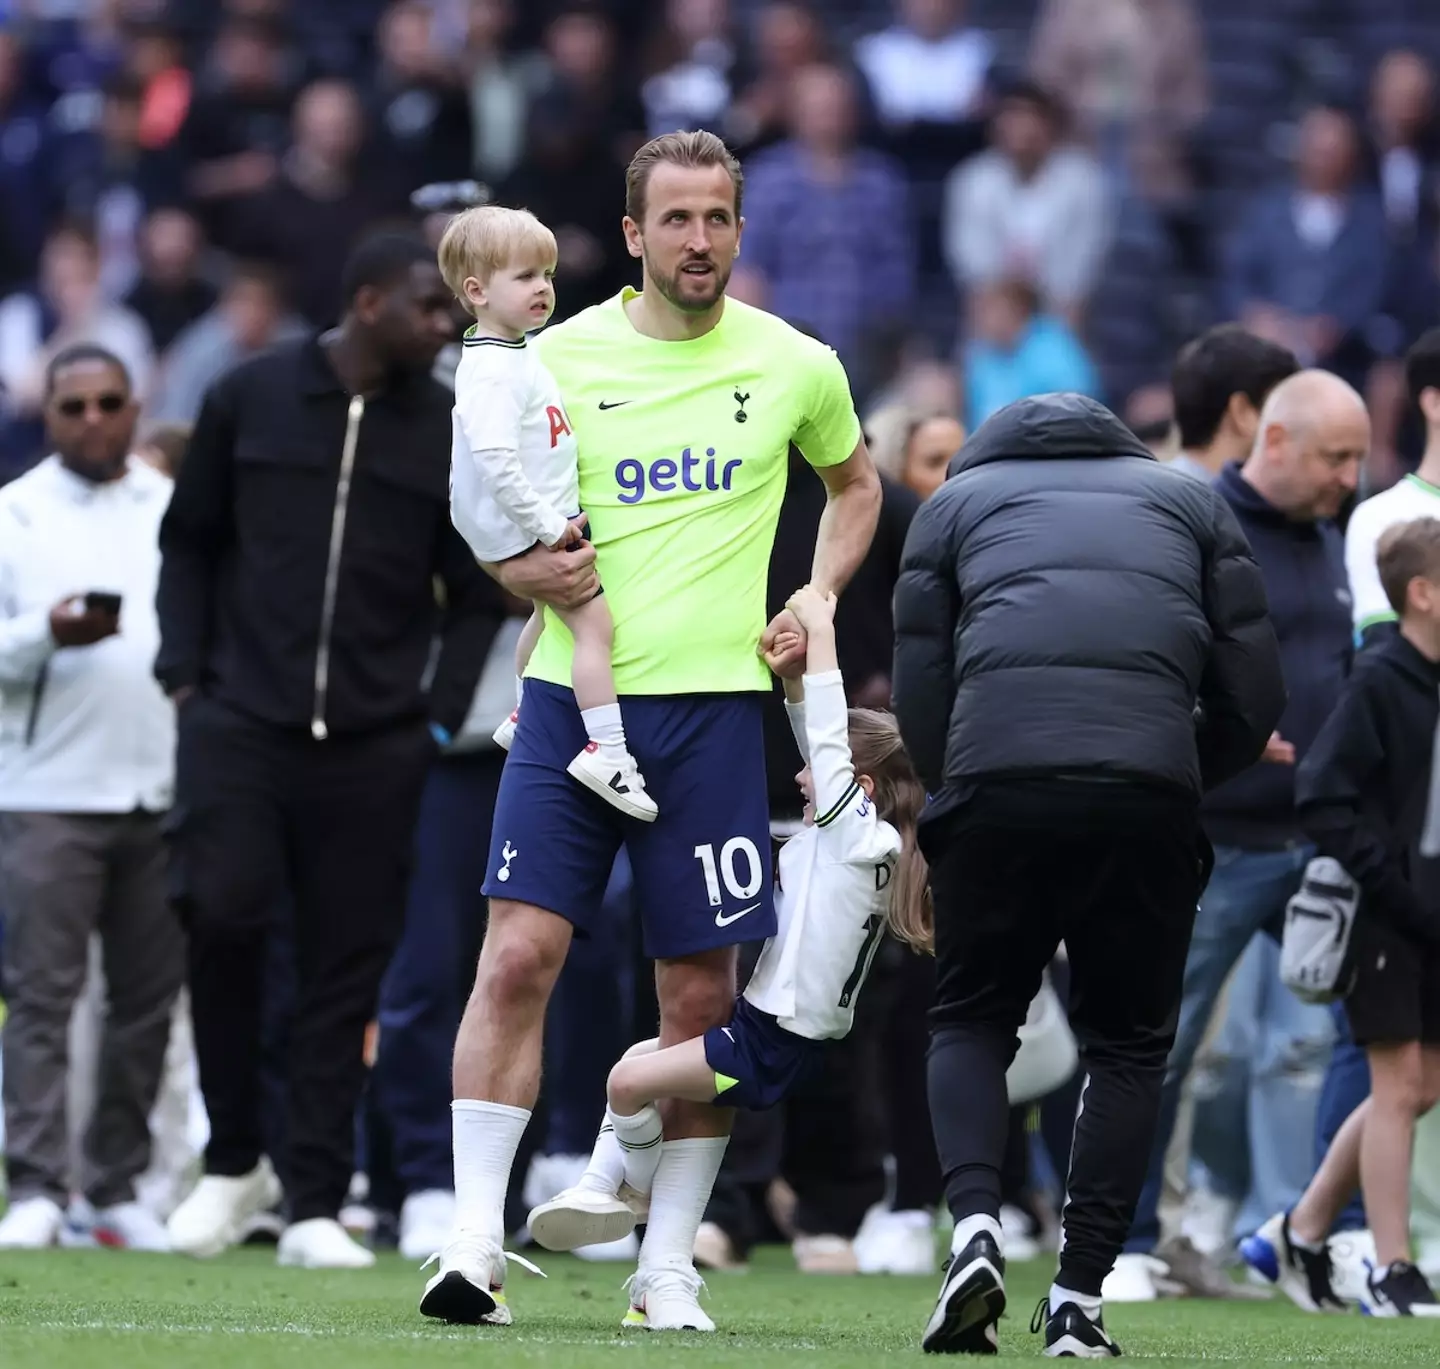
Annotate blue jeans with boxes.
[1316,1002,1370,1232]
[371,753,504,1195]
[1125,843,1314,1253]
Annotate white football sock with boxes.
[610,1103,663,1195]
[1050,1283,1101,1321]
[577,1121,625,1195]
[637,1136,729,1272]
[951,1211,1003,1258]
[581,703,626,748]
[452,1099,529,1238]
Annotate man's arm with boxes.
[1195,493,1287,789]
[479,539,599,609]
[429,526,509,740]
[1296,677,1439,941]
[811,438,883,597]
[891,497,959,797]
[154,378,235,696]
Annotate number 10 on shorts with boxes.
[693,839,763,907]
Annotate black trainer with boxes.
[1365,1261,1440,1318]
[1032,1298,1122,1359]
[922,1226,1007,1354]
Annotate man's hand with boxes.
[491,539,599,609]
[49,595,119,648]
[760,608,807,678]
[1261,732,1296,764]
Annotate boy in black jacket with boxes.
[1250,516,1440,1317]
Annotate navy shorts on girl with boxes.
[702,996,822,1110]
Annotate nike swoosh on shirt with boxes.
[598,400,632,410]
[715,902,761,927]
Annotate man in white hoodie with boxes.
[0,344,182,1250]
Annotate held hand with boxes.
[1261,732,1296,765]
[759,609,807,679]
[548,519,587,551]
[496,539,599,610]
[49,595,119,648]
[785,583,837,636]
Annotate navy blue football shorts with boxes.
[481,679,776,959]
[703,997,822,1110]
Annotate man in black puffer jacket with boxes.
[893,393,1285,1356]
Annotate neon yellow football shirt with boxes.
[527,288,862,696]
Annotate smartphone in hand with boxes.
[84,591,122,616]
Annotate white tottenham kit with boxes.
[449,330,580,563]
[1345,473,1440,636]
[743,669,902,1040]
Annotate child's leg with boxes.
[1290,1098,1367,1244]
[574,1039,663,1196]
[555,596,628,746]
[609,1037,717,1114]
[1360,1041,1427,1266]
[513,606,543,705]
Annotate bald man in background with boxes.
[1116,370,1371,1299]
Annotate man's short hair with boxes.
[436,206,557,303]
[44,344,131,399]
[625,129,744,225]
[1405,326,1440,406]
[1377,516,1440,614]
[1171,324,1300,450]
[339,233,433,308]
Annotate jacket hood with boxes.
[950,392,1155,476]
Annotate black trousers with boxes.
[926,780,1208,1295]
[169,697,432,1222]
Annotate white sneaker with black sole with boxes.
[567,742,658,821]
[922,1220,1006,1354]
[419,1231,545,1325]
[1034,1299,1122,1358]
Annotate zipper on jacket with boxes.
[312,395,365,741]
[24,661,49,746]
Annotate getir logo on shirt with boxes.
[616,446,742,504]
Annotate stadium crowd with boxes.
[3,0,1440,1340]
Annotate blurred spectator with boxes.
[1029,0,1207,201]
[228,79,407,326]
[125,19,192,153]
[0,222,155,473]
[461,0,546,188]
[726,0,828,157]
[123,208,217,353]
[0,344,182,1253]
[942,78,1112,329]
[854,0,992,129]
[179,14,296,248]
[147,263,305,425]
[962,277,1099,428]
[735,62,913,399]
[370,0,473,190]
[0,29,54,294]
[639,0,736,139]
[498,9,646,318]
[1366,48,1440,243]
[1223,105,1390,388]
[135,419,191,479]
[897,411,964,502]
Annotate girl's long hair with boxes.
[846,708,933,954]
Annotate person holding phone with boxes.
[0,344,183,1252]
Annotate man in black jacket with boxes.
[892,393,1284,1355]
[155,235,498,1268]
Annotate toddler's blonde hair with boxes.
[436,206,557,309]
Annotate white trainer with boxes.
[167,1158,282,1258]
[492,710,519,751]
[0,1195,64,1249]
[566,743,659,822]
[93,1201,172,1252]
[854,1207,936,1275]
[277,1217,376,1268]
[399,1189,456,1263]
[622,1263,715,1331]
[529,1185,638,1253]
[1328,1228,1379,1304]
[419,1232,545,1325]
[1100,1252,1163,1302]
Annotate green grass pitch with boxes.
[3,1246,1438,1368]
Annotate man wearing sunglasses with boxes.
[0,344,183,1252]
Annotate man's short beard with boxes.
[647,250,731,313]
